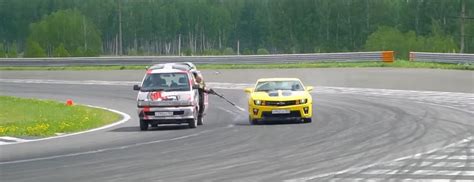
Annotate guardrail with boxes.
[0,51,394,66]
[409,52,474,64]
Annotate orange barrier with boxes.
[381,51,394,63]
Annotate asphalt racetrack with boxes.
[0,68,473,181]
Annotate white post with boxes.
[118,0,123,56]
[178,34,181,56]
[237,40,240,55]
[460,0,465,53]
[83,16,87,50]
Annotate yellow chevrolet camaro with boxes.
[244,78,313,124]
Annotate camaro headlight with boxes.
[300,99,308,104]
[254,100,262,105]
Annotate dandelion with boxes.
[0,126,6,134]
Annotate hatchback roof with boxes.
[148,63,190,71]
[174,62,196,70]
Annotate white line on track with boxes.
[360,169,471,176]
[233,105,246,112]
[283,98,474,181]
[387,161,474,168]
[0,107,240,165]
[0,105,130,146]
[281,100,474,181]
[0,136,29,142]
[2,78,473,178]
[284,136,474,182]
[330,178,474,182]
[420,155,474,160]
[3,79,472,113]
[0,130,212,165]
[0,78,139,86]
[1,78,473,97]
[1,78,473,96]
[411,170,474,176]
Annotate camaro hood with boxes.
[251,90,309,100]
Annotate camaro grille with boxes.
[265,100,297,106]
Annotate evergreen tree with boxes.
[53,43,71,57]
[0,0,470,56]
[28,9,102,57]
[25,40,47,57]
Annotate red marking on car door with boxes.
[150,91,162,101]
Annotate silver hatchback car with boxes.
[133,64,205,130]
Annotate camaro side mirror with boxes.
[244,88,253,93]
[133,85,141,91]
[192,84,199,90]
[306,86,313,92]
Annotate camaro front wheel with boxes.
[303,118,312,123]
[249,116,258,125]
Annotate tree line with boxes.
[0,0,472,58]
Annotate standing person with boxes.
[192,71,215,125]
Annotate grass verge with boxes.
[0,96,121,137]
[198,60,474,70]
[0,60,472,70]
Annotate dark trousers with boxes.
[198,90,205,116]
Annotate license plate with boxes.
[272,109,290,114]
[155,112,173,116]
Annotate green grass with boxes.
[0,60,472,70]
[0,96,121,137]
[198,60,473,70]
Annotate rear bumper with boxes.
[138,106,196,124]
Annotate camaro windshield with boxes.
[141,73,190,92]
[255,81,304,92]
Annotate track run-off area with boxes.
[0,68,473,181]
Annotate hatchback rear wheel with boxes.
[140,119,149,131]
